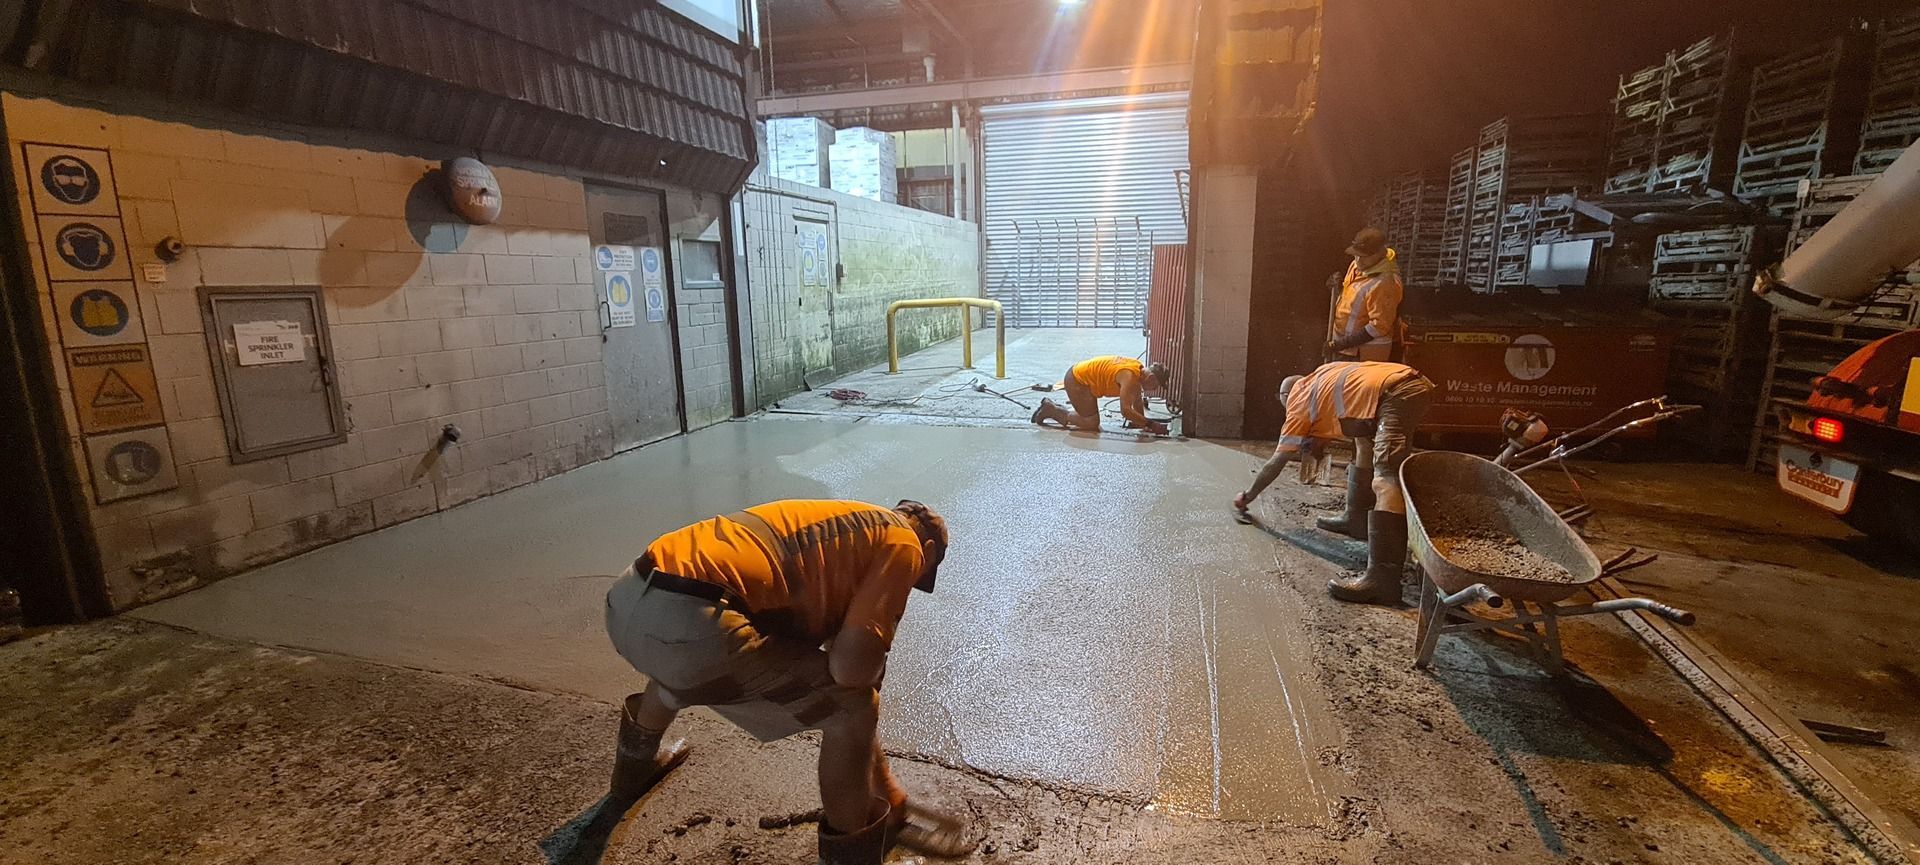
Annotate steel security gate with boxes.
[982,93,1189,328]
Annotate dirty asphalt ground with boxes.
[1531,462,1920,838]
[1,443,1879,864]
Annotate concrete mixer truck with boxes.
[1752,140,1920,550]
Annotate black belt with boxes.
[635,558,728,604]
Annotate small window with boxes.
[197,287,347,462]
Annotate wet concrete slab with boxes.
[137,417,1348,823]
[770,327,1150,426]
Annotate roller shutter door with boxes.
[982,93,1189,328]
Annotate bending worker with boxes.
[1327,227,1403,362]
[1232,361,1434,605]
[1031,355,1170,434]
[603,499,972,864]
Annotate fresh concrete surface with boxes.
[136,417,1345,823]
[48,337,1908,863]
[768,326,1151,426]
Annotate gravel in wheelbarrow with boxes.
[1402,452,1604,604]
[1424,494,1578,584]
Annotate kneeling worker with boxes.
[604,499,972,864]
[1031,355,1170,434]
[1232,361,1434,604]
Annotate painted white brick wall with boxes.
[743,178,980,405]
[4,95,615,609]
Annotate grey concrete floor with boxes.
[769,327,1155,427]
[136,416,1347,823]
[93,329,1909,863]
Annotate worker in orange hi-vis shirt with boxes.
[602,499,972,865]
[1328,227,1404,363]
[1232,361,1435,606]
[1030,355,1171,434]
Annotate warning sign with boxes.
[38,215,132,281]
[23,143,120,217]
[84,426,178,504]
[92,369,143,408]
[606,272,636,328]
[595,244,636,271]
[65,344,164,434]
[233,320,306,366]
[52,282,145,347]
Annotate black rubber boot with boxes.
[819,799,892,865]
[1315,464,1375,540]
[1328,510,1407,605]
[610,702,689,802]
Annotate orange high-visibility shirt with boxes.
[1071,356,1144,398]
[1278,362,1415,447]
[1332,251,1404,360]
[644,500,925,645]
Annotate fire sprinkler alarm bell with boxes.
[442,157,501,225]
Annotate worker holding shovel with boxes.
[603,499,973,864]
[1233,361,1435,604]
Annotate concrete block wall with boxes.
[662,192,734,432]
[1188,166,1259,438]
[741,178,979,406]
[676,272,733,430]
[4,95,614,608]
[829,189,977,374]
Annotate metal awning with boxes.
[4,0,758,193]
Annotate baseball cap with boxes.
[1346,227,1387,258]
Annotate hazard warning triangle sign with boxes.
[92,369,144,408]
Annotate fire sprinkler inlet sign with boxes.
[233,320,306,366]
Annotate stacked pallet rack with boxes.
[1747,175,1920,471]
[1435,147,1475,286]
[1647,225,1770,457]
[1606,32,1754,194]
[1465,115,1606,292]
[1489,193,1582,291]
[1531,194,1579,247]
[1856,11,1920,173]
[1394,169,1451,288]
[1650,227,1757,304]
[1463,120,1510,291]
[1605,63,1667,193]
[1734,35,1870,215]
[1492,198,1538,290]
[1653,32,1755,193]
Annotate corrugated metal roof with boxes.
[7,0,755,193]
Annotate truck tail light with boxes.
[1812,416,1845,444]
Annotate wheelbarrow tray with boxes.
[1401,451,1602,603]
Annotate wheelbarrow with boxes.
[1402,451,1696,676]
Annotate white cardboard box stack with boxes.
[829,126,899,204]
[768,117,835,188]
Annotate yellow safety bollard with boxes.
[886,297,1005,379]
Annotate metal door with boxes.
[981,93,1190,328]
[589,185,683,451]
[792,208,836,378]
[200,288,346,460]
